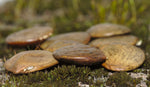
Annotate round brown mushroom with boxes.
[99,44,145,71]
[6,26,53,46]
[40,32,91,49]
[45,40,83,52]
[4,50,58,74]
[89,35,138,48]
[87,23,131,38]
[53,44,106,65]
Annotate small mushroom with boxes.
[45,40,83,52]
[89,35,138,48]
[99,44,145,71]
[6,26,53,46]
[4,50,58,74]
[40,32,91,49]
[87,23,131,38]
[53,44,106,65]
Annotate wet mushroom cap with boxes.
[6,26,53,46]
[45,40,83,52]
[89,35,138,48]
[53,44,106,65]
[87,23,131,38]
[99,44,145,71]
[40,32,91,49]
[4,50,58,74]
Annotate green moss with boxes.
[146,74,150,86]
[4,65,91,87]
[1,0,150,86]
[89,68,109,86]
[4,70,63,87]
[142,58,150,69]
[106,72,141,87]
[48,65,91,86]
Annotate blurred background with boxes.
[0,0,149,32]
[0,0,150,60]
[0,0,149,57]
[0,0,150,86]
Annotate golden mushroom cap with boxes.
[45,40,83,52]
[99,44,145,71]
[40,32,91,49]
[87,23,131,38]
[4,50,58,74]
[89,35,138,48]
[6,26,53,46]
[53,44,106,65]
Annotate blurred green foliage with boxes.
[0,0,150,86]
[0,0,149,33]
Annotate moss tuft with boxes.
[146,74,150,86]
[48,65,91,86]
[4,65,92,87]
[106,72,141,87]
[142,58,150,69]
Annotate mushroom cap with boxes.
[40,32,91,49]
[4,50,58,74]
[45,40,83,52]
[6,26,53,46]
[87,23,131,38]
[53,44,106,65]
[89,35,138,48]
[99,44,145,71]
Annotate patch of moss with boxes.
[89,67,109,86]
[132,69,143,73]
[48,65,91,86]
[4,65,92,87]
[1,0,150,86]
[106,72,141,87]
[142,58,150,69]
[146,74,150,86]
[4,70,64,87]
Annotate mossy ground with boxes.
[0,0,150,87]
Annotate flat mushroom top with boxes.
[53,44,106,65]
[40,32,91,49]
[6,26,53,45]
[4,50,58,74]
[45,40,83,52]
[89,35,138,48]
[99,44,145,71]
[87,23,131,38]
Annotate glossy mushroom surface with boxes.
[53,44,106,65]
[89,35,138,48]
[6,26,53,46]
[87,23,131,38]
[4,50,58,74]
[40,32,91,49]
[45,40,83,52]
[99,44,145,71]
